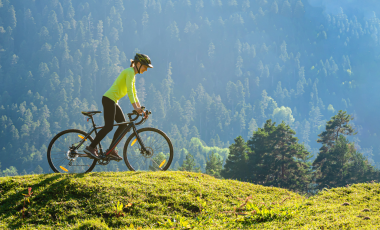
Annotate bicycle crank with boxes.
[97,157,110,165]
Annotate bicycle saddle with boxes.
[81,111,102,116]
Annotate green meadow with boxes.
[0,171,379,229]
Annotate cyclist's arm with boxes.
[126,72,139,105]
[132,103,140,110]
[126,73,145,114]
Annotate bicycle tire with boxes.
[47,129,97,173]
[123,127,174,171]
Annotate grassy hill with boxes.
[0,171,380,229]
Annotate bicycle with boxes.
[47,107,174,173]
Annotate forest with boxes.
[1,0,380,192]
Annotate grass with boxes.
[0,171,380,229]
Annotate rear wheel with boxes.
[123,127,173,171]
[47,129,97,173]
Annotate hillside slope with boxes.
[0,171,380,229]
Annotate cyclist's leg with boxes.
[90,96,116,148]
[110,103,128,145]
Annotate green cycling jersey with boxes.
[103,67,139,104]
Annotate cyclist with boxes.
[84,53,153,161]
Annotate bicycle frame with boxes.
[74,116,147,159]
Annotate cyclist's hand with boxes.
[135,107,144,115]
[142,110,147,119]
[143,110,149,119]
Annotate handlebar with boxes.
[127,106,151,125]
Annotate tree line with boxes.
[181,110,379,193]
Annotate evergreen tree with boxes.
[97,20,104,41]
[8,5,16,29]
[178,153,200,172]
[34,165,43,174]
[271,1,279,14]
[314,135,378,189]
[205,151,223,178]
[247,120,312,192]
[312,111,375,189]
[281,0,292,18]
[316,110,356,151]
[221,136,250,180]
[294,0,305,18]
[161,63,174,107]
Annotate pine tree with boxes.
[34,165,44,174]
[97,20,104,41]
[247,120,312,191]
[312,111,370,189]
[137,78,146,104]
[314,135,378,189]
[281,0,292,18]
[100,36,111,68]
[205,151,223,178]
[8,5,16,29]
[178,153,200,172]
[294,0,305,18]
[271,1,279,14]
[114,0,125,14]
[221,136,250,180]
[190,126,200,139]
[66,0,75,20]
[208,42,215,58]
[316,110,356,150]
[161,63,174,107]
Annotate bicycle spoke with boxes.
[130,157,146,168]
[150,134,159,149]
[55,158,67,166]
[51,157,68,161]
[150,158,162,169]
[48,130,96,173]
[124,128,173,171]
[50,151,67,154]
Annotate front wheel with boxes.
[123,127,174,171]
[47,129,97,173]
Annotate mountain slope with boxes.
[0,171,379,229]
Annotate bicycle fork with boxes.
[132,126,149,153]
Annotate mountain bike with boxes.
[47,107,173,173]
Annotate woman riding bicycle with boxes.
[84,53,153,161]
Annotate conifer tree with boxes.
[314,135,378,189]
[97,20,104,41]
[8,5,16,29]
[221,136,250,180]
[247,120,312,191]
[294,0,305,18]
[271,1,279,14]
[281,0,292,18]
[161,62,174,107]
[205,151,223,178]
[178,153,200,172]
[312,111,373,189]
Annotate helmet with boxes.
[134,53,153,68]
